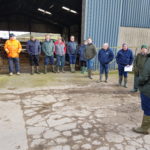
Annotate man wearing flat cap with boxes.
[4,33,22,76]
[26,36,41,75]
[131,45,149,92]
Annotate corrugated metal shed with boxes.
[83,0,123,48]
[82,0,123,70]
[121,0,150,28]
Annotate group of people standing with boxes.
[3,33,150,134]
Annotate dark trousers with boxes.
[29,55,39,66]
[118,64,128,77]
[8,58,20,73]
[141,93,150,116]
[56,55,65,67]
[69,54,76,64]
[133,75,139,90]
[100,63,109,74]
[44,56,54,65]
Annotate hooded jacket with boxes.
[4,39,22,58]
[139,54,150,97]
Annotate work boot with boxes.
[83,67,87,74]
[44,65,47,74]
[132,115,150,134]
[61,67,65,73]
[56,66,60,73]
[70,64,73,73]
[124,77,128,88]
[72,64,76,73]
[119,76,123,86]
[130,88,138,92]
[36,66,40,74]
[81,67,84,74]
[88,70,92,79]
[52,65,56,73]
[97,74,103,83]
[105,74,108,83]
[31,66,34,75]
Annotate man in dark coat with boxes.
[26,36,41,75]
[67,36,78,73]
[116,43,134,88]
[85,37,97,79]
[133,53,150,134]
[78,40,88,74]
[131,45,148,92]
[98,43,114,82]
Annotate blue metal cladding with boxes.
[83,0,123,70]
[121,0,150,28]
[84,0,123,48]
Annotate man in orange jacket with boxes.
[4,33,22,76]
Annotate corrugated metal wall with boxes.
[82,0,123,70]
[121,0,150,28]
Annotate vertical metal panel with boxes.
[82,0,123,70]
[121,0,150,28]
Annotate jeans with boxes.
[8,58,20,73]
[118,64,128,77]
[87,59,94,70]
[100,63,109,74]
[69,54,76,64]
[44,56,54,65]
[141,93,150,116]
[56,55,65,67]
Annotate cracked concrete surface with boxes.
[0,72,150,150]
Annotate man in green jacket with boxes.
[133,53,150,134]
[131,45,148,92]
[42,35,55,73]
[85,37,97,79]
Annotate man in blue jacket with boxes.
[116,43,134,87]
[26,36,41,75]
[78,40,88,74]
[98,43,114,82]
[67,36,78,73]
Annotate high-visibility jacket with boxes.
[4,39,22,58]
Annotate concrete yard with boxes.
[0,71,150,150]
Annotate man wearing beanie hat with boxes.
[131,45,149,92]
[133,52,150,134]
[26,36,41,75]
[4,33,22,76]
[116,43,134,88]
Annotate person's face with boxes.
[45,35,50,41]
[10,36,16,40]
[141,48,148,54]
[31,37,35,41]
[58,38,62,43]
[70,36,75,42]
[122,45,128,50]
[88,38,92,44]
[103,44,109,50]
